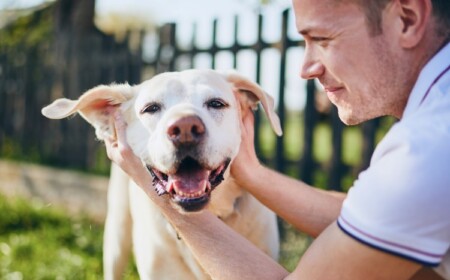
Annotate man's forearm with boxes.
[137,178,288,280]
[240,165,346,237]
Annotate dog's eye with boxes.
[141,103,161,114]
[206,99,228,110]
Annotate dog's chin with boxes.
[147,157,230,212]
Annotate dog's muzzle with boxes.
[147,157,230,212]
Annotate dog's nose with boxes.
[167,116,206,146]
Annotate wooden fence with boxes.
[0,5,391,191]
[0,3,142,174]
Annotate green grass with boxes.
[0,195,138,279]
[0,194,309,278]
[278,222,312,272]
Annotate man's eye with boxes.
[311,36,330,46]
[141,103,162,114]
[206,99,228,109]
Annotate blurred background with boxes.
[0,0,395,278]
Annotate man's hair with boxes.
[432,0,450,40]
[352,0,391,36]
[350,0,450,39]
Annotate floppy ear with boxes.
[41,84,134,141]
[222,71,282,136]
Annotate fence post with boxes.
[211,19,218,69]
[301,79,317,185]
[254,14,264,159]
[155,23,176,74]
[328,107,345,191]
[359,118,380,172]
[275,9,289,173]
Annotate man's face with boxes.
[293,0,408,124]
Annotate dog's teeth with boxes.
[177,190,204,198]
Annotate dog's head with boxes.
[42,69,282,212]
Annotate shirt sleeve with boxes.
[338,121,450,267]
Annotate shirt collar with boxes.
[402,42,450,119]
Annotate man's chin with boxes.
[336,109,367,126]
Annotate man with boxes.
[105,0,450,278]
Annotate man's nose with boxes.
[300,48,324,80]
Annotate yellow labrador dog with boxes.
[42,69,282,280]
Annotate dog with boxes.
[42,69,282,279]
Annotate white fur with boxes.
[42,69,281,280]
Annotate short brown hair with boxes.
[348,0,450,39]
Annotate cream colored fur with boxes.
[42,69,282,280]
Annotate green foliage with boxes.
[0,195,138,279]
[278,221,312,272]
[0,137,42,164]
[0,6,53,50]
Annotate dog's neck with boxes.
[207,176,244,220]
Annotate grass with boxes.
[278,222,313,272]
[0,195,138,279]
[0,193,310,278]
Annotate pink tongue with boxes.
[168,169,210,195]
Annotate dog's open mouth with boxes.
[147,157,230,212]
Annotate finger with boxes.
[243,107,255,124]
[104,136,118,148]
[113,111,128,145]
[104,138,116,160]
[241,109,255,137]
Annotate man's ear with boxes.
[221,70,282,136]
[395,0,432,48]
[41,83,134,141]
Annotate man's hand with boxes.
[230,102,264,187]
[104,111,152,190]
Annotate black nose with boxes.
[167,115,206,147]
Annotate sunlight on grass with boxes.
[0,195,138,279]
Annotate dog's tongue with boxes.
[168,168,210,196]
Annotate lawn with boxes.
[0,194,311,279]
[0,195,138,279]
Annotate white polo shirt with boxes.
[338,42,450,279]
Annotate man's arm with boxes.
[288,222,423,280]
[230,109,426,279]
[231,107,346,237]
[160,200,289,280]
[168,200,427,280]
[236,164,345,237]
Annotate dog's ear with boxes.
[41,84,134,140]
[221,71,282,136]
